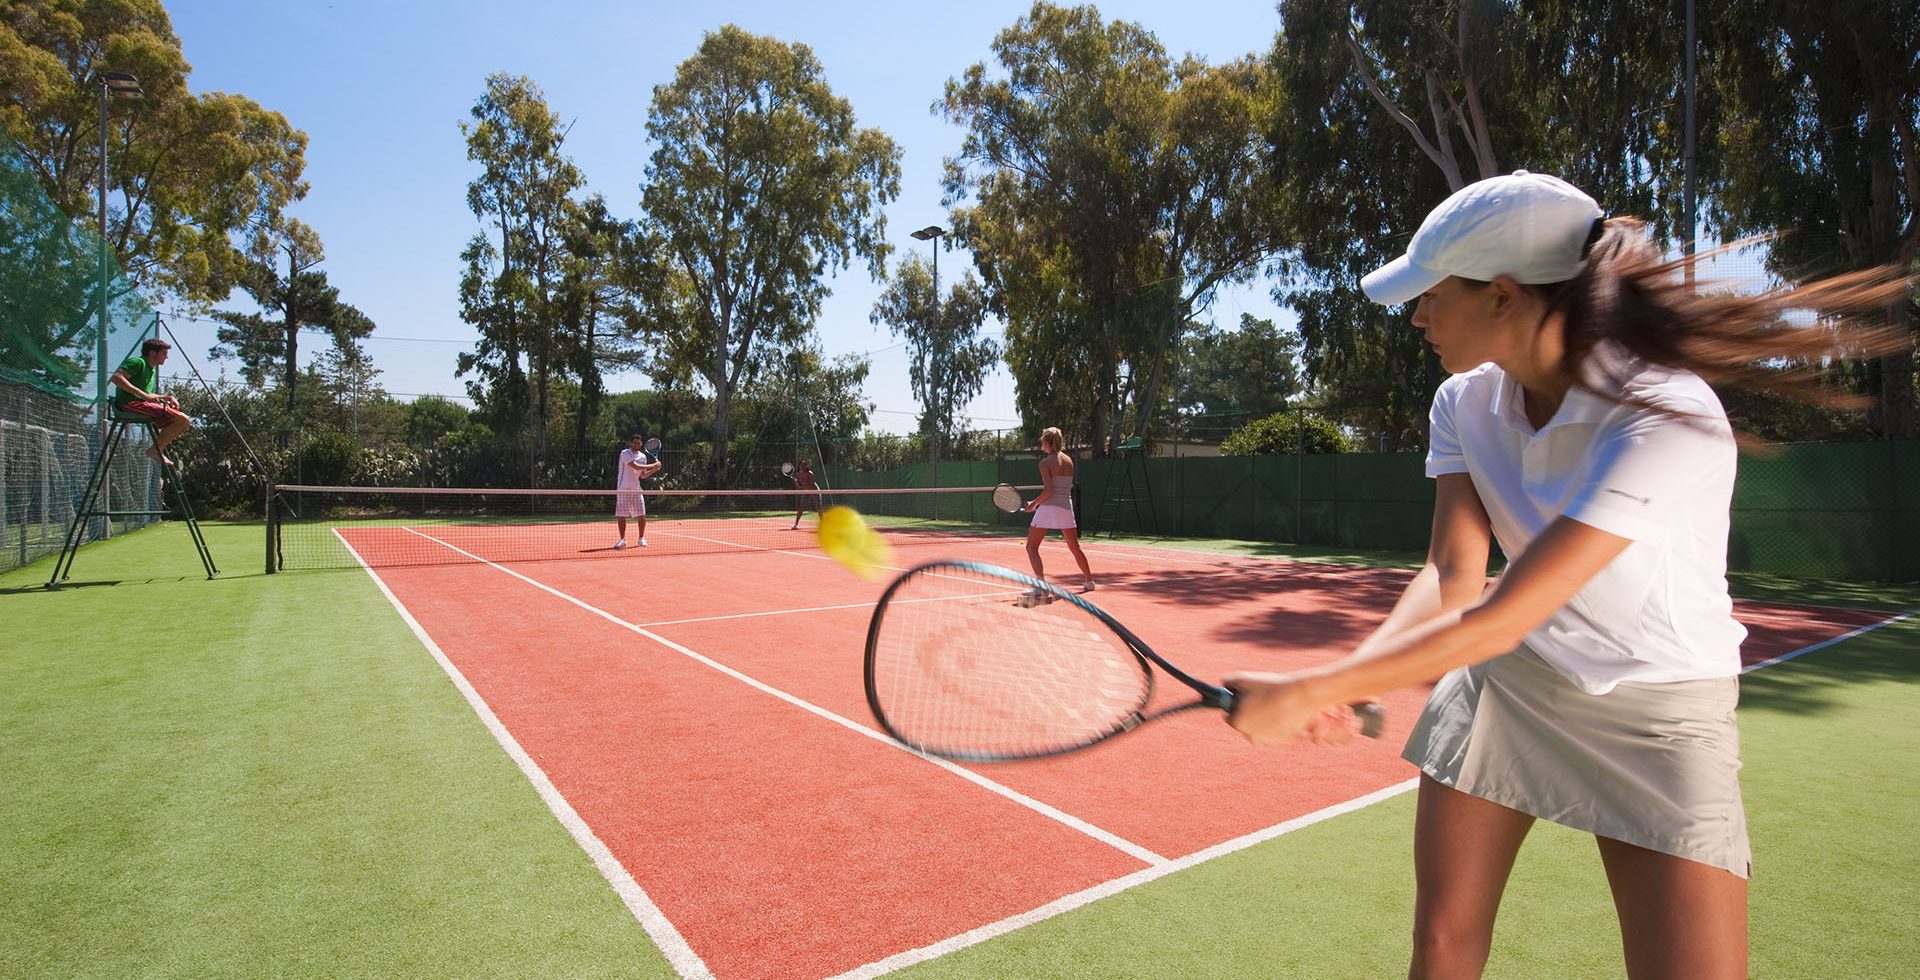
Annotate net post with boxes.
[264,484,278,574]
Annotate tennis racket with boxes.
[991,483,1024,513]
[864,559,1386,762]
[781,461,796,480]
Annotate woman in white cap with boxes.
[1223,171,1906,978]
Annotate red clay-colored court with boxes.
[339,528,1896,980]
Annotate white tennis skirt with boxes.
[1030,502,1076,530]
[1402,645,1750,878]
[614,490,646,518]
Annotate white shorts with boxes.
[1402,645,1750,877]
[614,490,646,518]
[1030,503,1076,530]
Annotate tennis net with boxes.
[267,484,1037,572]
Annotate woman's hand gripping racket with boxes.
[864,559,1385,762]
[991,483,1026,513]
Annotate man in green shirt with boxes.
[109,338,191,465]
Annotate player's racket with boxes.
[781,461,796,480]
[864,559,1385,762]
[642,436,662,462]
[991,483,1024,513]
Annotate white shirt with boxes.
[1427,361,1747,693]
[616,447,647,491]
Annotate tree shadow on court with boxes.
[1738,618,1919,718]
[1729,572,1920,612]
[1088,561,1415,650]
[4,577,200,595]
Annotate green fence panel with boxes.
[1175,456,1257,540]
[1895,444,1920,582]
[833,440,1920,582]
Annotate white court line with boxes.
[399,527,1168,868]
[828,778,1422,980]
[334,529,715,980]
[355,526,1911,979]
[1741,612,1910,673]
[827,608,1916,978]
[638,589,1025,628]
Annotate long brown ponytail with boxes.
[1538,218,1911,410]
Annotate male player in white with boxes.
[614,433,663,549]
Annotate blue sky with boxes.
[160,0,1295,435]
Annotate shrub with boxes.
[1219,410,1351,455]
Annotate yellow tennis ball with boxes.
[817,506,894,580]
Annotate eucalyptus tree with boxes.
[1709,0,1920,437]
[869,254,997,442]
[942,3,1286,454]
[0,0,309,301]
[638,25,901,486]
[557,194,645,448]
[1178,313,1302,423]
[210,217,376,411]
[457,72,585,453]
[731,345,874,459]
[1267,0,1694,446]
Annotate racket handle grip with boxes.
[1352,701,1386,739]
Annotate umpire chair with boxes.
[47,411,217,586]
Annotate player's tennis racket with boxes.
[864,559,1385,762]
[642,436,662,463]
[781,461,796,480]
[991,483,1024,513]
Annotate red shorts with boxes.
[118,400,183,422]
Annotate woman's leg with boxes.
[1595,837,1746,980]
[1024,526,1047,581]
[1409,776,1537,980]
[1060,527,1093,588]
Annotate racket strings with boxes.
[871,567,1150,759]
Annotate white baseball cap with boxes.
[1360,170,1603,306]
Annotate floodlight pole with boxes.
[95,71,142,538]
[910,225,946,494]
[97,83,108,416]
[1683,0,1697,276]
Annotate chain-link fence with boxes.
[2,133,165,573]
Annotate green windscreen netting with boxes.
[2,131,162,572]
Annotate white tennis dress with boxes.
[1029,474,1076,530]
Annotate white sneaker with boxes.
[613,540,627,550]
[638,538,650,548]
[1080,581,1095,593]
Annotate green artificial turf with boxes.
[3,524,1913,978]
[892,588,1920,979]
[1,523,672,979]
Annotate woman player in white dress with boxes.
[1022,426,1094,594]
[1222,171,1908,979]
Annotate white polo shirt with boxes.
[1427,360,1747,693]
[616,447,646,491]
